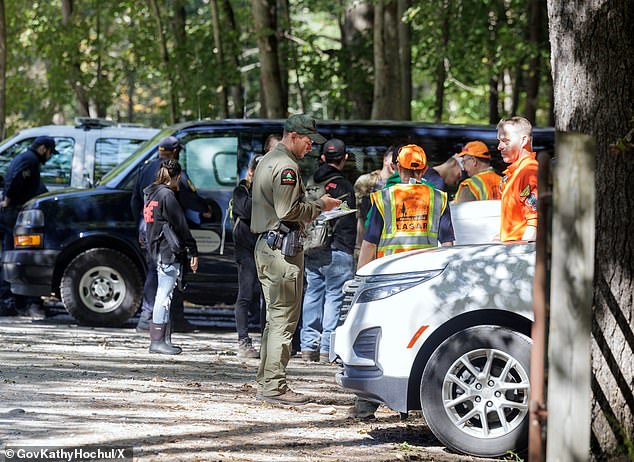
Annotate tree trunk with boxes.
[0,0,6,138]
[524,0,542,124]
[172,0,187,118]
[210,0,229,118]
[397,0,411,120]
[488,75,500,124]
[277,0,290,112]
[547,1,634,460]
[340,0,373,119]
[221,0,244,117]
[148,0,177,124]
[372,0,402,119]
[61,0,89,117]
[512,63,523,116]
[251,0,285,118]
[434,0,449,123]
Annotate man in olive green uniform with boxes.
[251,114,341,405]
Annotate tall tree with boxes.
[148,0,177,123]
[372,0,404,119]
[339,0,373,119]
[210,0,229,118]
[397,0,412,120]
[433,0,449,122]
[252,0,285,117]
[0,0,6,137]
[524,0,542,123]
[171,0,187,119]
[61,0,89,116]
[547,1,634,460]
[221,0,245,117]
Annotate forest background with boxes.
[0,0,551,137]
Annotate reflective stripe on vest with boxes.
[458,169,502,200]
[371,183,447,258]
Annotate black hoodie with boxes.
[143,183,198,265]
[312,163,357,254]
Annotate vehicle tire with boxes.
[420,325,531,458]
[61,248,143,327]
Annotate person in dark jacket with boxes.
[143,159,198,355]
[300,138,357,362]
[0,136,58,318]
[231,154,265,358]
[131,135,210,332]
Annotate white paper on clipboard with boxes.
[318,207,357,222]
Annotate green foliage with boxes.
[1,0,553,136]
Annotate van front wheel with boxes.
[61,248,143,326]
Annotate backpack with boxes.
[303,172,343,255]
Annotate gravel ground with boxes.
[0,316,501,462]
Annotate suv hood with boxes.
[356,242,535,277]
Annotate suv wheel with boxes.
[420,325,531,457]
[61,248,143,326]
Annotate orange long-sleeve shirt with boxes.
[500,153,538,241]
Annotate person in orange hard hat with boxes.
[357,144,454,269]
[497,117,538,241]
[454,141,502,203]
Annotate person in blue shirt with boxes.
[0,136,58,318]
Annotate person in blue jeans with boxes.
[301,139,357,362]
[143,159,198,355]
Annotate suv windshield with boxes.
[96,129,170,186]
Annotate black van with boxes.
[3,119,554,326]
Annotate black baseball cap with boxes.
[158,135,182,152]
[322,138,346,161]
[284,114,327,144]
[31,136,59,155]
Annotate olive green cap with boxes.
[284,114,327,144]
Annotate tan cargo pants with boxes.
[254,236,304,397]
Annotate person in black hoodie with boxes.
[143,159,198,355]
[300,138,357,362]
[131,135,210,333]
[231,154,265,358]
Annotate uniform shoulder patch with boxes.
[22,169,32,179]
[519,185,531,197]
[280,168,297,186]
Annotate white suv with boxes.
[0,119,158,190]
[331,200,535,457]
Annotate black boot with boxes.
[136,311,152,332]
[149,322,182,355]
[164,320,182,353]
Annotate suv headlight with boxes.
[16,209,45,227]
[356,269,443,303]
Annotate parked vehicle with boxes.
[331,200,534,457]
[3,120,552,327]
[0,118,159,190]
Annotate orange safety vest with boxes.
[456,168,502,201]
[500,153,538,241]
[371,183,447,258]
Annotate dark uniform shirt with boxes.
[3,148,47,207]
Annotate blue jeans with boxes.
[301,249,354,354]
[152,262,181,324]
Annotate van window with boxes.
[181,136,238,188]
[94,138,147,182]
[0,137,74,187]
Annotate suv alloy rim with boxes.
[442,347,529,439]
[78,265,126,313]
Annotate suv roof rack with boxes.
[74,117,115,129]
